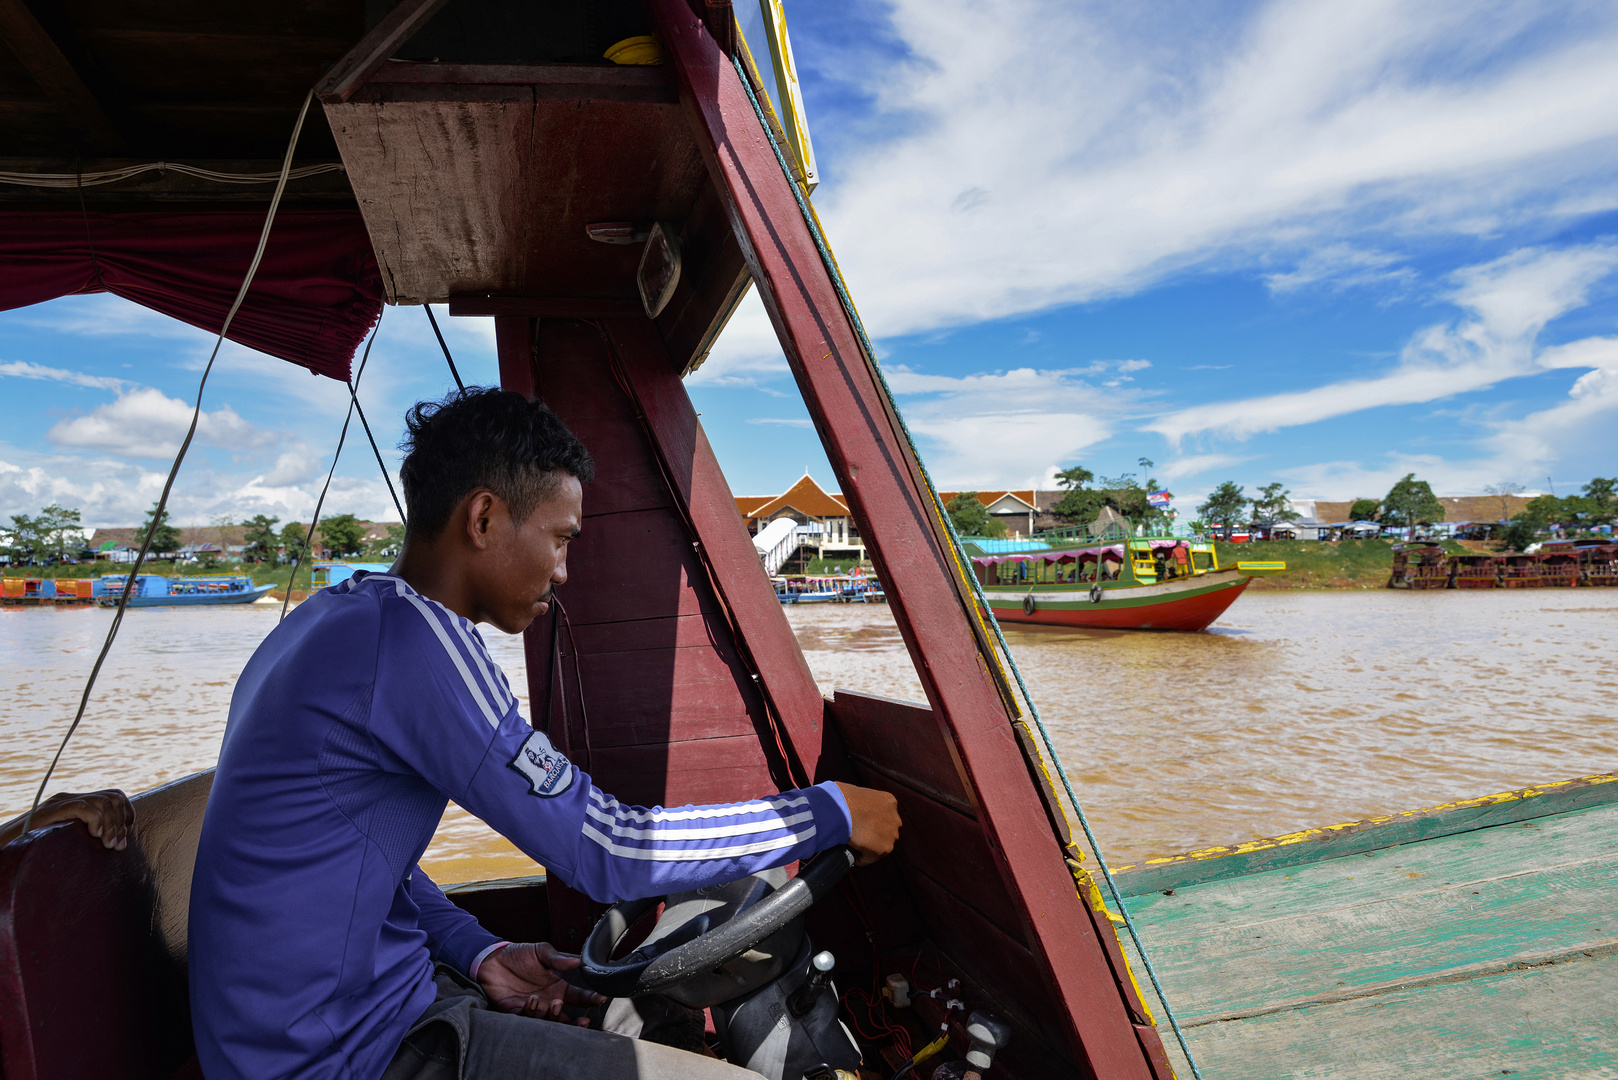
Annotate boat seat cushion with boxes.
[0,770,213,1080]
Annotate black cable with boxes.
[345,346,407,528]
[424,303,465,391]
[280,320,381,621]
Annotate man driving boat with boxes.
[188,388,902,1080]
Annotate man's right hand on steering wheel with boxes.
[834,783,900,866]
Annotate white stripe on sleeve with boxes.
[449,615,515,714]
[395,585,500,727]
[588,790,810,824]
[580,823,813,861]
[584,802,816,841]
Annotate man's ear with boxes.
[464,490,498,550]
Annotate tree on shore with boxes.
[367,522,406,558]
[1250,483,1300,524]
[1198,482,1247,535]
[1347,498,1380,522]
[1483,481,1524,522]
[1379,474,1445,530]
[1576,477,1616,527]
[280,522,308,563]
[41,505,84,562]
[4,505,84,563]
[4,514,39,563]
[945,493,1006,538]
[318,513,367,557]
[1051,465,1106,524]
[242,514,281,563]
[138,502,182,555]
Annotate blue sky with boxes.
[4,0,1618,528]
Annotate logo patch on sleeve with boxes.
[509,730,574,798]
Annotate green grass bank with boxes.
[1234,538,1465,589]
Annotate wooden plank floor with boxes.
[1117,802,1618,1078]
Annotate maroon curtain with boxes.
[0,210,385,382]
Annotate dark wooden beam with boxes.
[354,63,678,106]
[449,297,645,318]
[314,0,452,105]
[650,1,1171,1075]
[0,157,355,207]
[599,316,834,778]
[0,0,123,152]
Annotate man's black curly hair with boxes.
[399,388,595,540]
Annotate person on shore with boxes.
[0,788,133,849]
[188,388,902,1080]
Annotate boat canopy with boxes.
[0,210,383,381]
[971,545,1127,565]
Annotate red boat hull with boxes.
[986,573,1254,631]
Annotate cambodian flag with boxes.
[1148,491,1172,507]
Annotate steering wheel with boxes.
[578,845,856,998]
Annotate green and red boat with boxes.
[965,533,1285,631]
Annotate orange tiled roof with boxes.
[936,490,1036,511]
[740,475,850,521]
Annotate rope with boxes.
[0,161,344,189]
[424,304,465,392]
[24,90,318,832]
[346,356,408,528]
[280,320,380,621]
[730,53,1205,1080]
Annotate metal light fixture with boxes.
[636,221,682,318]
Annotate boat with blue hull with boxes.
[95,575,273,608]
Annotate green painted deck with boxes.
[1116,795,1618,1078]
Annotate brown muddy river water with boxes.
[3,590,1614,882]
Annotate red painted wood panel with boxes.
[831,691,975,817]
[502,315,793,809]
[558,507,718,626]
[559,611,727,655]
[587,735,778,810]
[651,6,1166,1074]
[561,643,765,749]
[494,315,534,396]
[599,317,835,785]
[853,772,1025,944]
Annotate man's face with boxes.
[471,473,583,634]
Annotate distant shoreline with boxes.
[0,538,1537,595]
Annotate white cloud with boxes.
[880,365,1142,487]
[696,0,1618,381]
[0,360,127,392]
[48,387,275,460]
[14,293,203,339]
[1146,244,1618,443]
[1264,245,1413,293]
[1157,454,1254,483]
[256,444,321,487]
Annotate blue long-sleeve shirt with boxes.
[189,571,851,1080]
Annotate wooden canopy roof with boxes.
[0,0,749,374]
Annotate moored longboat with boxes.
[966,528,1285,631]
[1389,542,1450,589]
[1450,552,1504,588]
[93,574,273,608]
[0,578,96,606]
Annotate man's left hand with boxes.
[477,942,607,1024]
